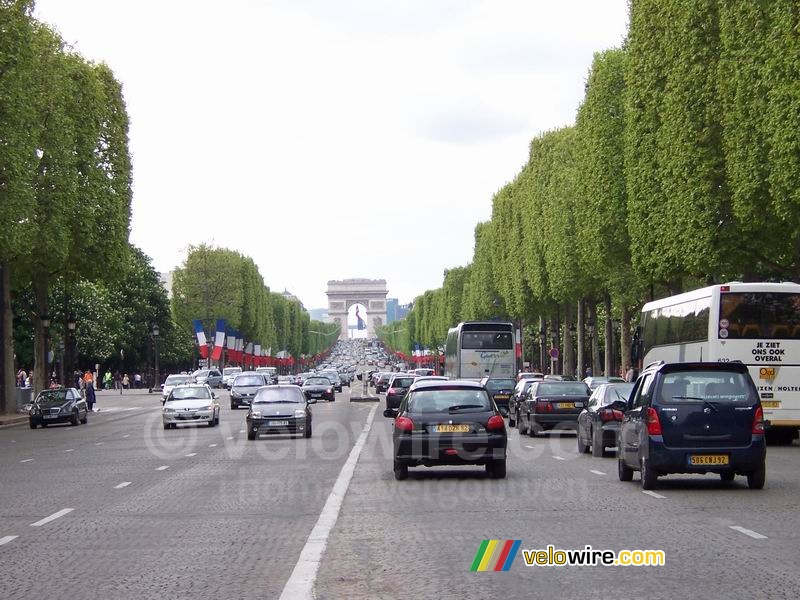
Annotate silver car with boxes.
[230,372,268,409]
[193,368,223,388]
[222,367,243,389]
[162,384,220,429]
[161,374,194,404]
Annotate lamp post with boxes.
[152,323,160,394]
[41,314,51,388]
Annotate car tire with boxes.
[305,422,312,438]
[29,420,37,429]
[618,457,633,481]
[163,422,170,430]
[393,461,408,481]
[208,417,215,427]
[747,463,766,490]
[508,411,516,427]
[518,415,528,435]
[577,429,590,454]
[720,471,735,482]
[70,410,80,426]
[640,458,657,490]
[591,427,604,458]
[489,459,507,479]
[247,430,257,441]
[215,414,220,426]
[528,421,540,437]
[80,410,88,425]
[230,403,236,410]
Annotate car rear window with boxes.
[253,387,305,404]
[306,378,331,386]
[408,389,492,413]
[392,377,415,388]
[486,379,515,392]
[165,375,190,385]
[234,375,264,387]
[659,371,753,404]
[170,387,210,400]
[537,383,590,396]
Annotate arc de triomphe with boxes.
[326,279,388,340]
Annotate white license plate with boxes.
[268,420,289,427]
[43,415,58,419]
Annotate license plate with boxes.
[761,400,780,409]
[43,415,58,419]
[689,454,729,466]
[268,420,289,427]
[432,424,470,433]
[557,402,575,409]
[311,393,321,397]
[494,395,510,400]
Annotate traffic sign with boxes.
[549,347,559,360]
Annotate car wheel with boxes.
[247,430,257,441]
[577,428,589,454]
[640,458,657,490]
[489,459,506,479]
[70,410,80,426]
[215,414,220,426]
[393,461,408,481]
[80,410,88,425]
[230,403,236,410]
[29,420,37,429]
[528,421,540,437]
[720,471,735,482]
[618,457,633,481]
[208,417,215,427]
[508,411,516,428]
[518,414,528,435]
[163,422,170,430]
[591,426,604,458]
[304,422,312,438]
[747,463,766,489]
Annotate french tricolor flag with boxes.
[211,319,226,361]
[193,320,208,358]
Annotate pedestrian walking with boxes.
[103,371,112,390]
[85,379,96,412]
[122,373,130,390]
[16,368,27,387]
[134,372,142,389]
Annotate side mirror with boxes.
[160,384,164,389]
[383,408,398,419]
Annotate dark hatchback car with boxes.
[385,374,416,410]
[480,377,516,417]
[29,388,89,428]
[384,380,507,480]
[577,382,635,457]
[230,373,268,409]
[517,380,591,436]
[375,372,393,394]
[302,377,336,402]
[247,385,314,440]
[617,362,766,490]
[508,379,536,427]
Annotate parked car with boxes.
[222,367,243,388]
[192,369,223,388]
[230,372,268,409]
[162,374,194,403]
[583,376,626,391]
[479,377,516,417]
[385,374,416,409]
[246,385,313,440]
[302,376,336,402]
[162,384,220,429]
[28,388,88,428]
[577,382,635,457]
[384,380,507,480]
[517,380,591,436]
[617,361,766,490]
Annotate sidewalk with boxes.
[0,412,28,428]
[95,388,160,397]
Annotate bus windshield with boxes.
[719,292,800,339]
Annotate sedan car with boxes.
[480,377,516,417]
[230,372,268,409]
[162,384,220,429]
[517,380,591,436]
[319,370,342,392]
[375,372,393,394]
[162,374,194,403]
[29,388,88,428]
[192,369,223,388]
[384,380,507,480]
[385,374,416,410]
[302,377,336,402]
[583,376,626,391]
[577,382,635,457]
[222,367,243,388]
[247,385,314,439]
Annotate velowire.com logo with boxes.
[470,540,522,572]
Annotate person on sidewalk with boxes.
[85,378,96,412]
[134,372,142,389]
[122,373,130,390]
[103,371,112,390]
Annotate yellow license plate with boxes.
[557,402,575,409]
[689,455,729,466]
[494,395,510,400]
[433,424,470,433]
[761,400,780,408]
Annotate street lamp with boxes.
[41,314,51,388]
[152,323,160,394]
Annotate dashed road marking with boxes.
[95,442,104,446]
[590,469,606,475]
[0,536,18,546]
[122,435,130,438]
[226,436,233,440]
[19,459,33,463]
[64,449,74,453]
[30,508,74,527]
[114,482,131,489]
[553,456,566,461]
[239,429,245,433]
[642,490,666,499]
[155,465,169,471]
[730,526,767,540]
[209,444,217,448]
[525,445,535,449]
[185,453,197,457]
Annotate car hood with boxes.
[34,400,73,410]
[250,403,305,417]
[164,399,214,410]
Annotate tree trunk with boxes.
[620,304,632,374]
[33,277,49,395]
[588,300,601,376]
[563,303,574,377]
[538,315,547,373]
[0,263,14,414]
[604,293,613,377]
[576,299,585,380]
[550,313,560,374]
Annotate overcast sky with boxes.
[35,0,628,310]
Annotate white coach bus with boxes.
[444,321,516,380]
[632,282,800,443]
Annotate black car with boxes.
[517,380,591,436]
[375,372,393,394]
[339,373,350,388]
[29,388,89,428]
[508,379,536,427]
[319,371,342,393]
[230,373,268,409]
[577,382,635,457]
[480,377,516,417]
[384,380,507,480]
[247,385,314,439]
[302,377,336,402]
[385,374,416,410]
[618,361,766,490]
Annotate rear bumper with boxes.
[532,413,580,428]
[394,433,507,466]
[647,436,766,473]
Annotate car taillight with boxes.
[752,406,765,434]
[326,388,332,393]
[387,388,396,395]
[646,407,662,435]
[600,408,625,423]
[395,416,414,432]
[535,400,552,413]
[487,415,505,431]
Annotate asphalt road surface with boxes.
[1,385,799,599]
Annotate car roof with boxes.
[409,379,485,391]
[642,361,750,375]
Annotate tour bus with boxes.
[632,281,800,443]
[444,321,516,380]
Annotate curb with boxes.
[0,415,29,429]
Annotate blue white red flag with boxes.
[356,307,366,330]
[193,320,208,358]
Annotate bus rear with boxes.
[450,322,515,380]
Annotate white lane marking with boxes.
[122,434,130,438]
[590,469,606,476]
[155,465,169,471]
[114,482,131,489]
[64,449,74,453]
[185,453,197,457]
[239,429,245,433]
[642,490,666,499]
[30,508,74,527]
[553,456,566,461]
[226,436,233,440]
[95,442,104,446]
[19,459,33,463]
[525,445,535,449]
[279,404,378,600]
[208,443,217,448]
[0,536,18,546]
[730,526,767,540]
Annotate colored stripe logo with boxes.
[470,540,522,572]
